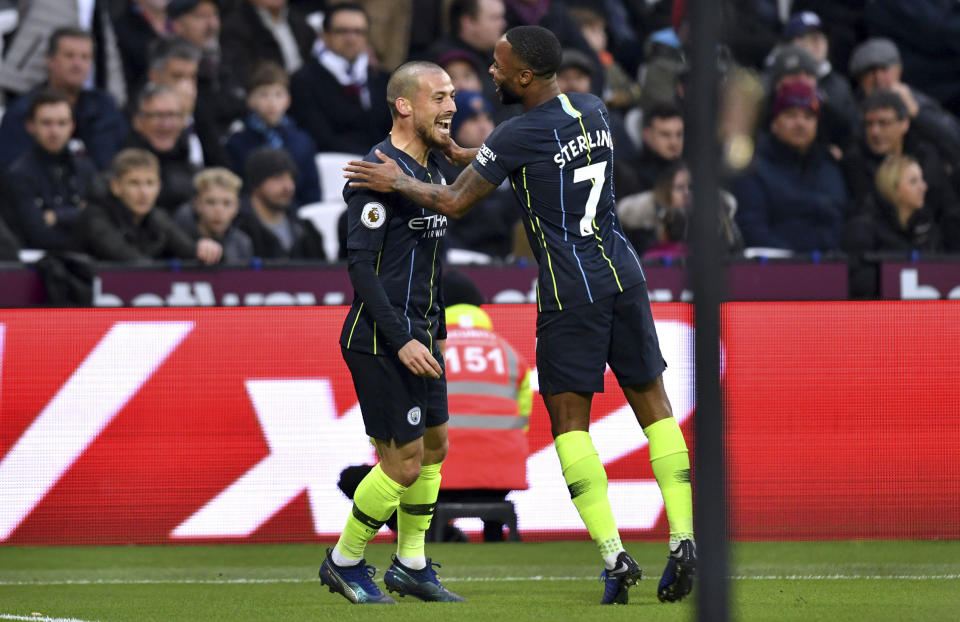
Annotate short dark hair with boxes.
[448,0,480,36]
[27,88,73,121]
[134,83,180,116]
[111,148,160,180]
[643,102,683,128]
[323,2,369,32]
[248,61,288,92]
[862,90,908,120]
[47,27,92,57]
[504,26,562,77]
[148,36,202,73]
[386,61,446,119]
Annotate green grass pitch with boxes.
[1,540,958,621]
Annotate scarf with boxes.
[246,112,291,149]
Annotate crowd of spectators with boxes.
[0,0,959,299]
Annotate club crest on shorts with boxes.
[406,406,421,426]
[360,202,386,229]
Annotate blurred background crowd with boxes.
[1,0,959,300]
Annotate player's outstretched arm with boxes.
[344,149,497,218]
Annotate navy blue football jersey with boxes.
[340,138,448,355]
[471,92,644,311]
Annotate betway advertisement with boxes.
[0,303,958,545]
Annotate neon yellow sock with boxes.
[396,462,442,565]
[335,463,407,560]
[555,431,622,560]
[644,417,694,542]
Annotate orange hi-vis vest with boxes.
[441,326,532,490]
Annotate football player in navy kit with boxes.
[345,26,696,605]
[319,61,464,605]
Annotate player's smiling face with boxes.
[413,70,457,149]
[490,37,523,105]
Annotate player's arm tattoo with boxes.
[393,166,497,218]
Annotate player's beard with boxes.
[496,80,522,105]
[415,114,452,150]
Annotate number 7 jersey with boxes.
[471,92,645,312]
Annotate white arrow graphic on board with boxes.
[0,322,193,540]
[172,379,372,537]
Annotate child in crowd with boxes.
[226,61,321,205]
[175,167,254,265]
[77,148,222,265]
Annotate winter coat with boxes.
[5,144,97,250]
[732,133,849,252]
[77,194,197,262]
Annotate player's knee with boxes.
[394,461,422,487]
[423,437,448,464]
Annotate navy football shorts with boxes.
[535,282,667,395]
[341,347,449,444]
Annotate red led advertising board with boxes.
[0,303,957,544]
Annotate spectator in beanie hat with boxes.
[232,146,326,259]
[764,38,853,157]
[732,79,849,253]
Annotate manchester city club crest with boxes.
[360,202,386,229]
[406,406,421,426]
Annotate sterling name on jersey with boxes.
[471,92,644,311]
[340,138,447,355]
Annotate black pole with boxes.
[688,0,729,621]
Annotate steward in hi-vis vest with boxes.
[440,303,532,491]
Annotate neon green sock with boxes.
[554,431,622,561]
[644,417,694,542]
[396,462,442,566]
[335,463,407,561]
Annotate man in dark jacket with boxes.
[424,0,517,123]
[233,147,325,260]
[4,89,97,251]
[0,27,127,170]
[170,0,247,166]
[78,148,222,264]
[733,80,849,252]
[288,3,391,154]
[220,0,315,78]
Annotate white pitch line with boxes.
[1,615,101,622]
[0,574,958,587]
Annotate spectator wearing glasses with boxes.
[842,91,958,221]
[288,2,391,154]
[849,38,960,172]
[123,84,200,212]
